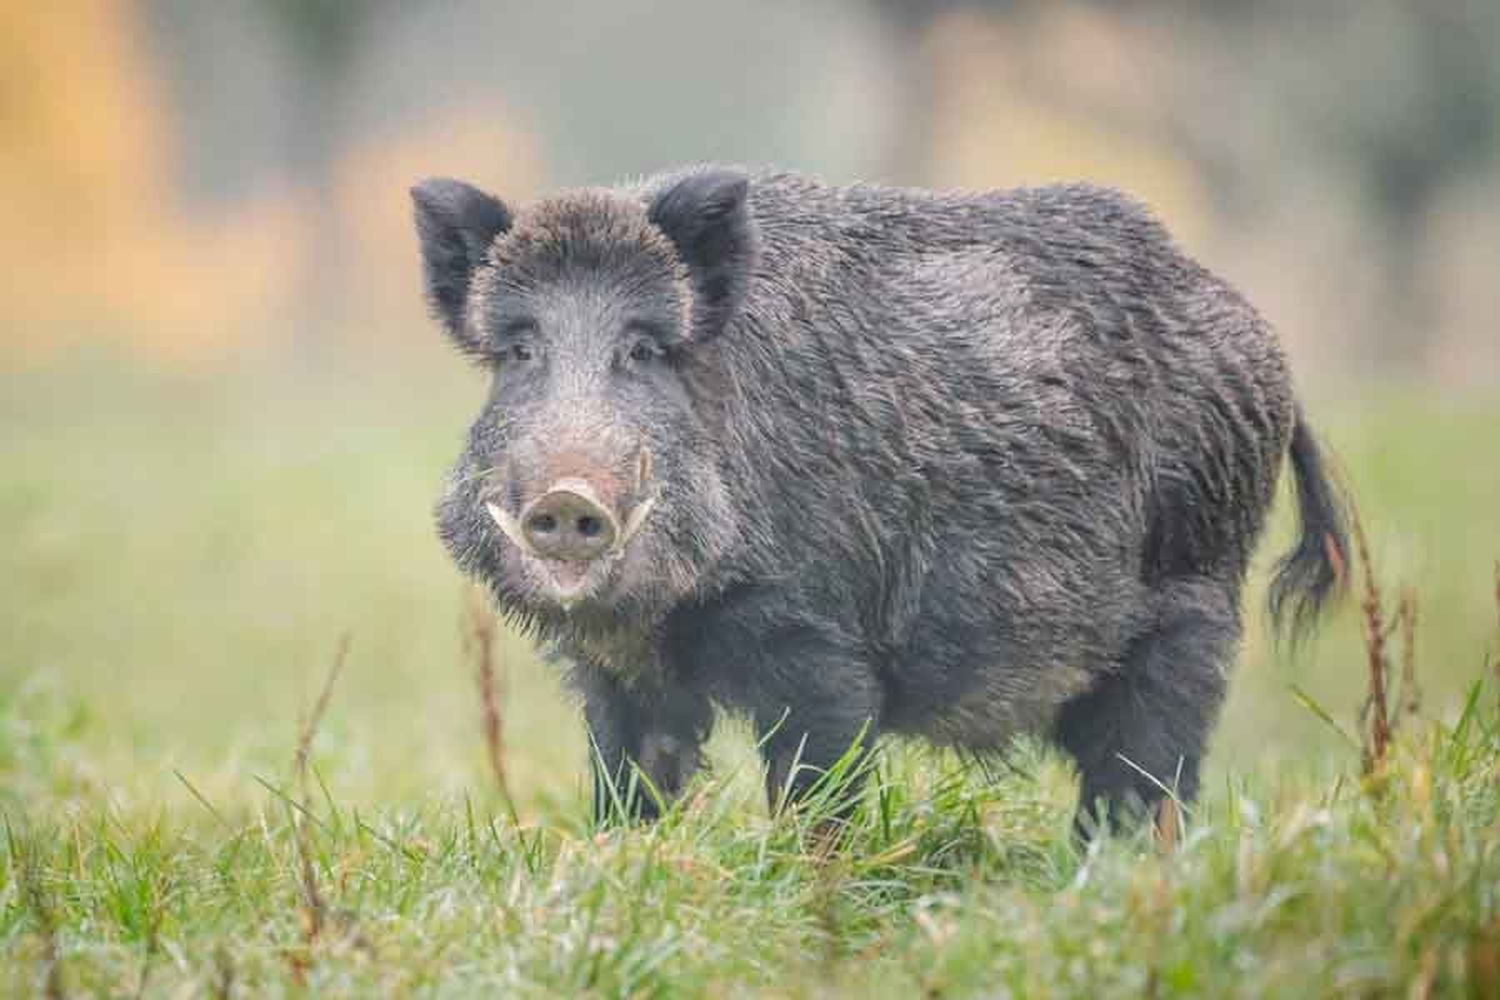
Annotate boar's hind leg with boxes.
[1052,578,1238,838]
[578,666,712,825]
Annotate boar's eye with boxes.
[495,318,539,364]
[622,322,667,365]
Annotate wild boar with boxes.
[411,166,1347,832]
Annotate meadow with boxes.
[3,357,1498,996]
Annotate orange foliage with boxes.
[0,2,541,367]
[0,0,171,359]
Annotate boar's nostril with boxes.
[520,484,618,562]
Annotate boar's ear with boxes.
[411,177,512,347]
[647,168,757,341]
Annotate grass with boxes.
[3,356,1499,996]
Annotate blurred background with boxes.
[4,1,1498,817]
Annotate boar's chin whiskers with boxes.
[452,469,484,487]
[454,464,512,489]
[485,501,536,556]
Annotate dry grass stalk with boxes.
[1155,797,1181,853]
[1396,587,1421,726]
[289,634,350,984]
[295,633,351,785]
[1350,510,1392,776]
[465,587,521,825]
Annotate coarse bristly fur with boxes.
[410,164,1350,833]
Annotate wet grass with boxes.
[3,359,1498,996]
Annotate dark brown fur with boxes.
[412,166,1349,831]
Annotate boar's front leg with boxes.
[576,664,712,825]
[751,653,880,822]
[672,594,882,819]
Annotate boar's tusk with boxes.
[635,446,654,493]
[485,501,535,556]
[615,494,659,552]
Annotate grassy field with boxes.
[3,357,1499,996]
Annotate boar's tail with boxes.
[1267,403,1350,642]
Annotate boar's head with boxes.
[411,169,755,624]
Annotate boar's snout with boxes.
[521,479,618,562]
